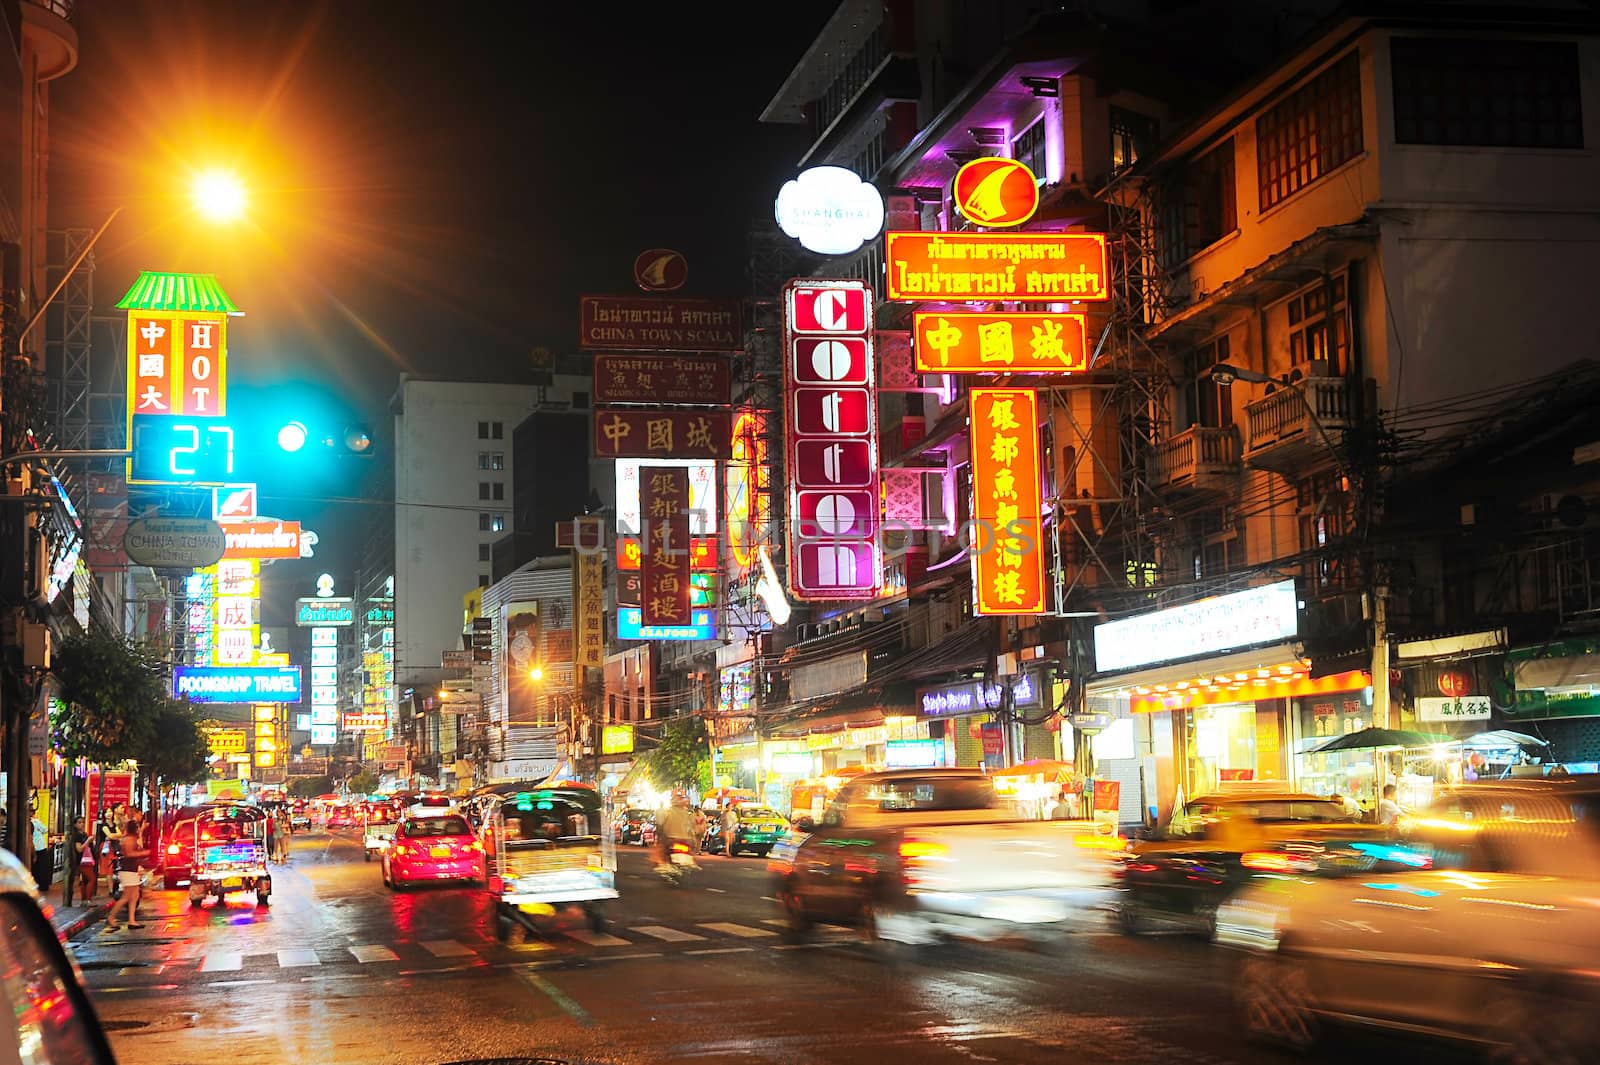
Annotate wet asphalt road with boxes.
[66,828,1472,1065]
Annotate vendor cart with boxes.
[187,805,272,908]
[485,787,616,942]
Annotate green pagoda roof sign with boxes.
[116,272,243,315]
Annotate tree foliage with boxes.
[289,776,332,798]
[50,630,166,764]
[346,770,379,796]
[134,700,212,787]
[645,715,711,792]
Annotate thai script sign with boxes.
[1093,579,1299,674]
[884,231,1108,301]
[296,597,355,626]
[580,295,742,351]
[913,312,1087,373]
[220,520,303,560]
[594,353,730,405]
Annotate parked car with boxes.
[772,768,1123,947]
[703,807,790,857]
[382,813,485,888]
[1114,791,1375,936]
[615,808,656,846]
[1216,777,1600,1060]
[0,848,116,1063]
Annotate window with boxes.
[1297,471,1355,590]
[1182,334,1234,430]
[478,574,490,588]
[477,421,489,439]
[1158,139,1236,268]
[1184,507,1241,581]
[572,392,590,410]
[477,452,490,470]
[491,421,503,439]
[492,483,504,501]
[1285,274,1349,375]
[1257,52,1363,211]
[1392,38,1581,149]
[490,452,504,470]
[478,482,491,500]
[491,514,506,533]
[1014,118,1047,179]
[478,512,491,532]
[478,544,491,562]
[1110,106,1159,173]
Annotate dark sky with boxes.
[49,1,832,615]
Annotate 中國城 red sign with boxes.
[884,231,1108,302]
[782,279,880,601]
[580,295,742,351]
[594,409,731,459]
[913,311,1087,373]
[594,353,730,405]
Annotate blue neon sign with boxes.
[173,666,303,703]
[617,608,715,641]
[130,414,237,484]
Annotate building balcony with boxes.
[1243,378,1354,474]
[21,0,78,81]
[1150,426,1239,497]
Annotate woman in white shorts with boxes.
[104,820,147,931]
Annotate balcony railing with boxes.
[1150,426,1240,494]
[1243,377,1354,472]
[26,0,74,20]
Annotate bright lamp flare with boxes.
[191,169,248,222]
[528,666,544,682]
[277,421,308,452]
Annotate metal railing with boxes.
[1150,425,1239,487]
[1245,377,1351,452]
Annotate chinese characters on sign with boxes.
[579,295,742,351]
[641,466,692,626]
[594,409,730,459]
[782,279,881,600]
[126,313,228,418]
[594,354,730,405]
[913,312,1088,373]
[573,543,605,668]
[969,388,1047,615]
[883,231,1109,301]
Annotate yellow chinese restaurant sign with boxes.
[884,231,1108,302]
[573,542,605,668]
[913,312,1087,373]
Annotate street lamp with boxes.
[190,168,249,223]
[1203,362,1348,480]
[528,666,544,683]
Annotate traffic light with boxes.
[276,420,374,457]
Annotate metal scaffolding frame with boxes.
[43,228,95,450]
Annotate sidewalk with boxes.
[46,884,111,939]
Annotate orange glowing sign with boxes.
[969,388,1046,616]
[953,157,1040,228]
[913,312,1087,373]
[617,537,717,571]
[1130,670,1369,714]
[884,231,1108,302]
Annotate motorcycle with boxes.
[658,840,698,887]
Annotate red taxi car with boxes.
[381,813,484,889]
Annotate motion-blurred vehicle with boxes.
[382,813,483,889]
[772,768,1123,947]
[325,804,356,829]
[486,788,616,940]
[703,806,790,857]
[1114,791,1374,936]
[1216,777,1600,1060]
[362,804,399,861]
[186,804,272,908]
[614,807,657,846]
[406,794,457,818]
[289,800,311,831]
[660,839,697,886]
[0,848,117,1063]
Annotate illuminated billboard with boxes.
[615,459,716,535]
[913,312,1087,373]
[952,157,1040,228]
[173,666,302,703]
[969,388,1047,616]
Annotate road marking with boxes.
[630,924,706,942]
[512,967,595,1027]
[420,939,475,957]
[704,887,726,893]
[685,947,755,956]
[761,896,780,903]
[199,952,242,972]
[566,929,632,947]
[505,941,554,953]
[697,922,777,938]
[301,973,371,982]
[203,978,273,987]
[597,952,663,961]
[348,944,399,963]
[760,918,791,928]
[277,949,321,968]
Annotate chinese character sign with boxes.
[573,546,605,668]
[969,388,1047,616]
[782,279,881,600]
[125,313,228,421]
[594,409,730,459]
[913,312,1087,373]
[594,354,730,405]
[884,232,1108,301]
[641,466,692,626]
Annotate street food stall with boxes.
[990,759,1082,819]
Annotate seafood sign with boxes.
[884,232,1108,301]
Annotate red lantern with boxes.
[1437,670,1472,698]
[1043,714,1062,733]
[1468,751,1486,769]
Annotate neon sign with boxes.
[129,414,236,484]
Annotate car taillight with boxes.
[671,841,690,854]
[167,843,181,855]
[200,830,213,841]
[1241,851,1317,874]
[1074,833,1128,851]
[898,838,949,886]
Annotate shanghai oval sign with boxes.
[953,157,1040,228]
[123,516,227,569]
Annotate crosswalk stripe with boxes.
[631,924,706,942]
[760,919,790,928]
[199,951,242,972]
[505,941,553,953]
[696,922,777,938]
[419,939,475,958]
[566,929,632,947]
[277,949,320,968]
[349,944,399,963]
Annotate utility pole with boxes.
[1370,583,1390,730]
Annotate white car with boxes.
[1216,778,1600,1063]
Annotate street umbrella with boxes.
[1310,727,1454,754]
[1463,730,1550,751]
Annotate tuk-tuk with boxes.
[187,805,271,908]
[485,787,616,941]
[362,803,398,861]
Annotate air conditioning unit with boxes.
[921,471,949,528]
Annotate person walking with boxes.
[104,818,148,931]
[264,811,279,865]
[71,817,95,902]
[720,803,740,858]
[29,805,52,892]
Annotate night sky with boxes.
[49,1,833,620]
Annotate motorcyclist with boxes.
[656,790,697,869]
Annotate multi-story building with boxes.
[1082,3,1600,820]
[389,373,587,709]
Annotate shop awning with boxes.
[1394,628,1506,660]
[1086,641,1304,696]
[1514,653,1600,690]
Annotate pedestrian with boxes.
[265,811,280,865]
[72,817,95,902]
[29,804,52,893]
[1049,790,1075,820]
[104,818,148,931]
[691,805,709,855]
[1377,784,1402,827]
[720,803,740,857]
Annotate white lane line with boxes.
[760,919,790,927]
[199,951,242,972]
[704,887,727,893]
[761,896,780,903]
[696,922,777,938]
[630,924,706,942]
[566,929,632,947]
[199,978,273,987]
[277,949,321,968]
[593,952,664,962]
[302,973,372,982]
[685,947,754,956]
[349,944,399,963]
[420,939,475,958]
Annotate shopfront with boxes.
[915,671,1055,770]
